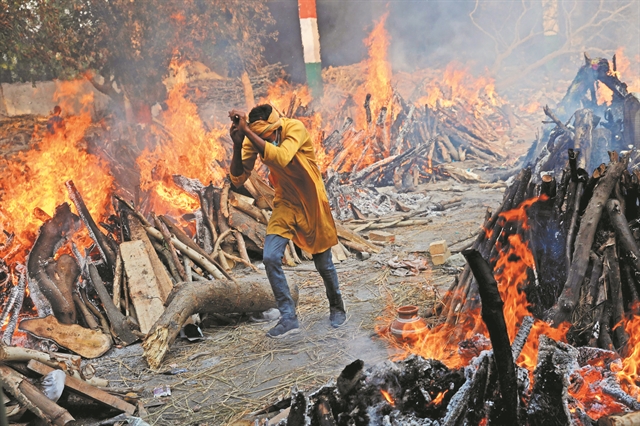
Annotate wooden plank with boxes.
[126,213,173,302]
[27,360,135,415]
[19,315,112,359]
[120,240,166,334]
[332,244,347,262]
[335,223,382,253]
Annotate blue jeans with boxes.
[263,234,342,320]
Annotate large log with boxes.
[142,279,299,370]
[607,199,640,273]
[603,242,629,353]
[526,336,577,426]
[27,203,81,324]
[228,205,266,249]
[463,249,518,425]
[548,158,628,325]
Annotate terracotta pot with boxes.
[390,305,427,341]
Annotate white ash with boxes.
[329,184,431,221]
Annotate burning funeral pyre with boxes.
[251,56,640,425]
[1,10,640,425]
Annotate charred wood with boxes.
[27,203,80,324]
[87,263,138,346]
[463,249,518,425]
[66,180,117,271]
[1,264,27,345]
[526,336,577,426]
[603,242,629,353]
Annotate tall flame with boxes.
[0,80,114,265]
[137,60,228,215]
[355,12,392,131]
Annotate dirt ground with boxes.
[74,165,506,426]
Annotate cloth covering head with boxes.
[248,104,282,139]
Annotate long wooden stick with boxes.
[159,216,232,280]
[112,251,123,309]
[152,214,187,281]
[463,249,518,425]
[88,264,138,346]
[66,180,116,269]
[145,226,225,280]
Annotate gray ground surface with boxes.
[72,171,505,426]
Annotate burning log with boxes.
[142,278,299,370]
[1,263,27,345]
[27,203,81,325]
[66,180,117,271]
[526,336,577,426]
[603,241,630,353]
[463,249,519,425]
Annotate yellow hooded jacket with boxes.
[230,118,338,254]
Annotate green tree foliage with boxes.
[0,0,275,107]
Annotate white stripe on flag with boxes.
[299,18,321,64]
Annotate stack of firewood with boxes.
[318,92,507,189]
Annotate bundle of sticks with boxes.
[317,88,507,189]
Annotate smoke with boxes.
[266,0,640,89]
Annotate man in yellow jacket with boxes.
[229,104,347,338]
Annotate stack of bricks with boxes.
[429,240,451,265]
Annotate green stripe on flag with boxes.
[305,62,323,99]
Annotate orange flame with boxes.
[137,60,227,215]
[378,195,569,373]
[355,12,392,132]
[432,390,447,405]
[380,389,395,405]
[617,309,640,400]
[418,63,503,110]
[0,81,114,266]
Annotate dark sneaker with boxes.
[330,308,347,328]
[266,317,300,338]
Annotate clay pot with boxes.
[390,305,427,341]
